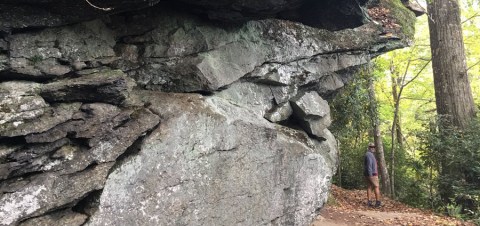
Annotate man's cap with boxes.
[368,142,375,147]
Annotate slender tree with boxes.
[367,76,392,197]
[388,55,430,198]
[390,75,403,148]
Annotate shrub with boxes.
[417,117,480,220]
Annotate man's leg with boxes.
[367,185,372,200]
[365,177,373,206]
[370,176,382,207]
[374,184,381,201]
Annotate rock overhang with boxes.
[0,0,420,36]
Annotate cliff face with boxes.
[0,1,417,225]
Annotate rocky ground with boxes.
[312,185,475,226]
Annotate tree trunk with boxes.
[427,0,477,202]
[368,77,392,197]
[337,139,342,187]
[389,74,406,198]
[390,75,398,198]
[427,0,477,129]
[393,77,403,148]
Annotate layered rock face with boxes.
[0,1,417,225]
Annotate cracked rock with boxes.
[0,102,81,137]
[0,163,113,226]
[5,106,160,178]
[40,70,137,106]
[264,102,293,122]
[291,91,332,139]
[19,209,88,226]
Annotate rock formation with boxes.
[0,0,419,225]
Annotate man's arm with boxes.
[366,153,376,176]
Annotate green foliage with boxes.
[330,69,372,137]
[446,202,463,218]
[334,141,369,189]
[390,147,431,207]
[373,14,435,132]
[474,218,480,226]
[27,55,43,65]
[417,117,480,220]
[326,192,339,207]
[462,0,480,106]
[330,68,373,189]
[331,1,480,220]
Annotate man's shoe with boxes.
[367,200,374,207]
[374,201,381,208]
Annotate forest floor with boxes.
[311,185,476,226]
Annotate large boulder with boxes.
[87,92,337,226]
[0,0,419,225]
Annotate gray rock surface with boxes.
[403,0,426,16]
[0,102,81,137]
[0,1,161,32]
[0,55,7,72]
[18,210,88,226]
[265,102,294,123]
[0,81,46,126]
[0,163,113,226]
[5,20,115,80]
[1,138,70,179]
[117,9,407,93]
[39,70,137,106]
[216,82,275,117]
[87,92,337,226]
[315,73,347,96]
[2,106,160,179]
[291,92,332,139]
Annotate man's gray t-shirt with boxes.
[364,151,377,177]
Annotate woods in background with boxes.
[331,0,480,222]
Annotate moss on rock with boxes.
[381,0,417,40]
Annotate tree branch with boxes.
[85,0,113,11]
[403,60,431,87]
[400,57,413,86]
[401,97,434,102]
[462,13,479,24]
[467,60,480,72]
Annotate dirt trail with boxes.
[313,207,428,226]
[311,185,474,226]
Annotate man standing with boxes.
[364,142,381,207]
